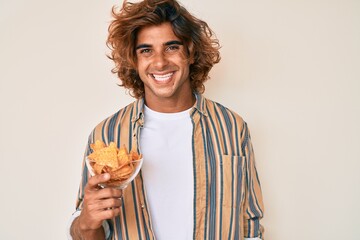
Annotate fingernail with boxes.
[103,173,110,180]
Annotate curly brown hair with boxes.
[107,0,221,99]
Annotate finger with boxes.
[96,198,122,210]
[95,188,123,199]
[84,187,122,208]
[99,206,121,220]
[87,173,111,190]
[89,188,122,203]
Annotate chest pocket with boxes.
[220,154,246,208]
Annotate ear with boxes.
[187,42,195,64]
[131,58,138,72]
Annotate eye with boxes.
[166,45,180,52]
[139,48,152,54]
[137,48,153,57]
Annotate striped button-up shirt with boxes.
[75,93,264,239]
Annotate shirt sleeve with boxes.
[241,122,265,239]
[70,133,112,240]
[75,135,93,212]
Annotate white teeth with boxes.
[152,72,173,81]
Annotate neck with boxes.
[144,92,196,113]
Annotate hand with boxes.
[78,173,122,231]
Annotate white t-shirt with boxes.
[140,105,194,239]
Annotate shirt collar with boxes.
[193,92,208,117]
[131,92,208,122]
[131,98,145,123]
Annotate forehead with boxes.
[136,22,180,45]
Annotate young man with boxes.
[69,0,264,239]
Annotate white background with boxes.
[0,0,359,239]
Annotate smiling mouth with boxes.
[151,72,174,82]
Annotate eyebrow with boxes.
[135,44,151,50]
[135,40,183,50]
[164,40,183,46]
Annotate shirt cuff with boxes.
[67,210,110,240]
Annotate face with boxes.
[135,22,194,112]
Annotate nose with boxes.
[152,52,169,70]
